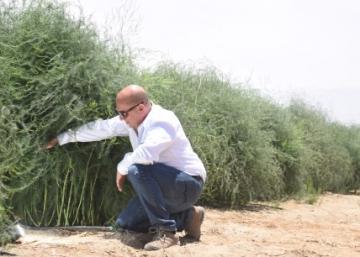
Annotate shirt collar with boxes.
[137,102,157,134]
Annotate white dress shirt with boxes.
[57,104,207,182]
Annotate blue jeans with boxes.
[115,163,203,232]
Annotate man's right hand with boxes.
[46,138,59,149]
[116,172,127,192]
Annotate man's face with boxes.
[116,101,143,129]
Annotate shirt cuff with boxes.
[117,152,133,175]
[57,130,76,145]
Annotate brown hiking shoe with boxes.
[144,231,179,251]
[184,206,205,240]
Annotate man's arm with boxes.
[47,116,129,149]
[46,116,130,192]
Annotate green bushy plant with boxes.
[0,0,137,230]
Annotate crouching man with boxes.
[47,85,206,250]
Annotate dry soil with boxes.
[2,193,360,257]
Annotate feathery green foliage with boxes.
[288,100,354,192]
[0,200,11,246]
[0,0,137,243]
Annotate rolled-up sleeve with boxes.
[57,116,129,145]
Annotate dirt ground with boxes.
[2,193,360,257]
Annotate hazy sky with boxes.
[73,0,359,125]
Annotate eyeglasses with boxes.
[116,102,142,119]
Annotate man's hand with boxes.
[46,138,59,149]
[116,173,127,192]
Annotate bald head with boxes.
[115,85,151,129]
[116,85,149,106]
